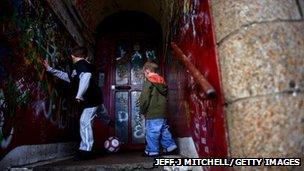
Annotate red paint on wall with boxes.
[167,0,228,158]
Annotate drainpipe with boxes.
[171,42,216,98]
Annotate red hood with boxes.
[147,73,165,84]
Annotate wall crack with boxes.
[224,89,303,107]
[216,19,304,47]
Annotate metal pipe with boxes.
[171,42,216,98]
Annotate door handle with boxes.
[111,85,131,90]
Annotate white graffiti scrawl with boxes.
[0,89,14,149]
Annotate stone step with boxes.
[11,151,187,171]
[34,162,162,171]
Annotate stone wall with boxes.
[211,0,304,157]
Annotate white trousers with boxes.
[79,104,110,151]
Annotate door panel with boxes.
[130,51,144,85]
[112,40,146,147]
[115,57,129,85]
[131,91,145,144]
[115,91,129,143]
[108,33,161,149]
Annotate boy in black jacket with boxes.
[43,46,113,160]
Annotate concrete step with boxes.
[13,151,174,171]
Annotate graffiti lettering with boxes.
[189,81,217,155]
[0,91,14,149]
[32,99,53,118]
[117,111,128,122]
[131,92,145,141]
[133,114,145,139]
[57,98,68,129]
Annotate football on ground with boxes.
[104,136,120,153]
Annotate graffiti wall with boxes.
[0,0,79,159]
[166,0,228,157]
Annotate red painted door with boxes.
[99,33,161,150]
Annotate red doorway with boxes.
[94,12,163,151]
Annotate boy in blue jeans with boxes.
[139,61,177,157]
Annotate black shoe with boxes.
[141,152,160,158]
[162,148,179,156]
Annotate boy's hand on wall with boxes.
[43,60,50,69]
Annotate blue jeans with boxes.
[145,118,177,155]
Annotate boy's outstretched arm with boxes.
[43,60,71,83]
[75,72,91,102]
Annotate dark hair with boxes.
[71,46,87,58]
[143,61,158,72]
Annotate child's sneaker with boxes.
[141,152,160,157]
[162,148,179,156]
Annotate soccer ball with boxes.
[104,136,120,153]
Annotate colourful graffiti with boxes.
[178,0,210,48]
[0,0,78,159]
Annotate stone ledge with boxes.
[0,142,77,170]
[211,0,302,42]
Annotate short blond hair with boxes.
[143,61,158,72]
